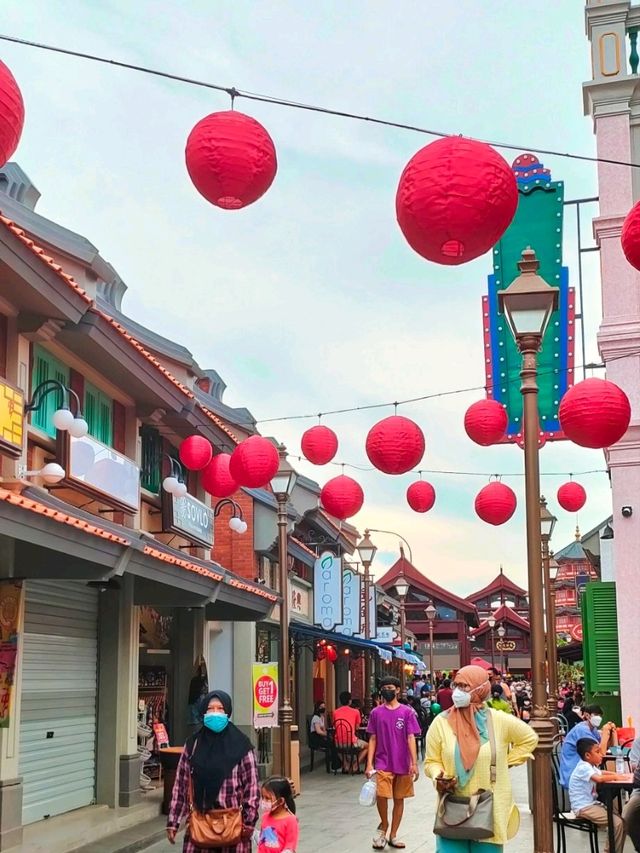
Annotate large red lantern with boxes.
[179,435,213,471]
[320,475,364,520]
[557,481,586,513]
[475,482,517,526]
[406,480,436,513]
[558,378,631,449]
[185,111,277,210]
[229,436,279,488]
[325,645,338,663]
[301,425,338,465]
[621,200,640,271]
[395,137,518,265]
[0,60,24,169]
[464,399,508,446]
[201,453,238,498]
[365,415,425,475]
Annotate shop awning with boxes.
[392,647,426,671]
[290,622,393,659]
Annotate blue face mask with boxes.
[203,712,229,733]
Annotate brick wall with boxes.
[212,490,258,580]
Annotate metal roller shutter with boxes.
[19,580,98,824]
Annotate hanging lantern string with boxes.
[2,32,640,171]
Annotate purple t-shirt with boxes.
[366,704,421,774]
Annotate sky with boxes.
[0,1,614,592]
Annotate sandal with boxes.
[389,840,406,849]
[372,830,387,849]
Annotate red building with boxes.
[553,528,599,643]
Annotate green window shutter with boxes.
[31,345,70,437]
[582,581,620,693]
[84,382,113,446]
[140,426,162,493]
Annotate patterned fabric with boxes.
[168,746,260,853]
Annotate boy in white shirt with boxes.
[569,738,627,853]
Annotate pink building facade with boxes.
[584,0,640,720]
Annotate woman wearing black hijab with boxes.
[167,690,260,852]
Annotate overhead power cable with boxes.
[1,33,639,170]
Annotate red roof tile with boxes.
[226,576,278,602]
[0,488,130,544]
[290,537,317,558]
[142,544,224,582]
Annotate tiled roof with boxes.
[290,537,317,558]
[226,576,278,602]
[0,215,93,304]
[0,487,130,544]
[142,544,224,582]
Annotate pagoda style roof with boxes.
[378,551,477,616]
[555,527,588,562]
[472,603,530,636]
[466,566,527,603]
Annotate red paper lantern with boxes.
[557,481,586,513]
[558,378,631,449]
[406,481,436,513]
[320,475,364,520]
[621,200,640,271]
[396,136,518,265]
[464,399,508,446]
[185,111,277,210]
[365,415,425,475]
[229,436,280,488]
[179,435,213,471]
[201,453,238,498]
[0,60,24,169]
[326,645,338,663]
[301,425,338,465]
[475,482,517,526]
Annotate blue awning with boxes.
[290,622,394,659]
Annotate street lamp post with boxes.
[540,497,558,715]
[357,529,378,712]
[497,623,506,674]
[498,247,558,853]
[270,444,298,780]
[425,601,437,685]
[394,572,409,693]
[488,614,497,670]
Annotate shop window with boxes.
[140,425,162,493]
[30,345,70,437]
[84,381,113,446]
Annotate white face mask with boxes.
[590,715,602,729]
[452,687,471,708]
[572,707,582,715]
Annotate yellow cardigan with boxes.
[424,708,538,845]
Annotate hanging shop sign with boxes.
[496,639,517,652]
[376,626,394,643]
[252,662,278,729]
[57,433,140,513]
[356,582,378,639]
[313,551,343,631]
[161,490,214,548]
[0,580,21,728]
[335,566,362,637]
[0,380,23,459]
[290,579,310,620]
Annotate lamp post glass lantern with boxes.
[394,573,409,692]
[498,247,558,852]
[488,613,496,669]
[357,529,378,711]
[270,444,297,779]
[425,601,436,684]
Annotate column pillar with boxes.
[232,622,257,743]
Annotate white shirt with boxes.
[569,759,599,813]
[310,714,325,734]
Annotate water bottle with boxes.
[615,747,625,775]
[359,773,377,807]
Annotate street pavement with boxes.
[140,763,595,852]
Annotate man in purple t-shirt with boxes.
[366,675,420,849]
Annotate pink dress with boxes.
[257,812,299,853]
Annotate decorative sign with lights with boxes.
[0,380,23,458]
[57,433,140,513]
[496,639,516,652]
[161,490,214,548]
[313,550,343,631]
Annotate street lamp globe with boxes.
[540,496,557,539]
[498,248,559,341]
[425,601,437,622]
[487,614,496,629]
[357,529,377,565]
[394,573,409,599]
[270,444,297,499]
[497,624,506,639]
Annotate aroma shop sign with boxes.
[313,551,343,631]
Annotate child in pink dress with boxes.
[257,776,298,853]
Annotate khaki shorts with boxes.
[375,770,414,800]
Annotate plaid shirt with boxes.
[168,746,260,853]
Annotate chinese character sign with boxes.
[252,662,278,729]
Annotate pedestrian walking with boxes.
[365,675,421,850]
[166,689,260,852]
[257,776,299,853]
[425,664,538,852]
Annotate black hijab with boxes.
[186,689,253,811]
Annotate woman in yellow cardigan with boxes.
[425,665,538,852]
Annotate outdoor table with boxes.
[158,746,184,814]
[598,773,634,853]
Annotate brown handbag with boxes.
[188,775,243,849]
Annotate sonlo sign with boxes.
[313,551,343,631]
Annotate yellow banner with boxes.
[252,662,278,729]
